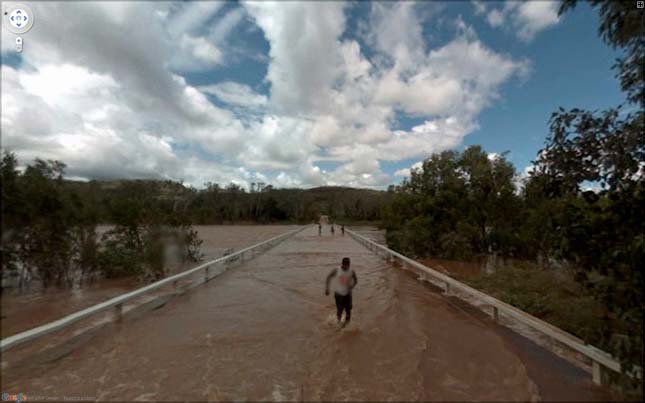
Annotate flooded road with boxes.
[1,226,610,401]
[0,225,298,338]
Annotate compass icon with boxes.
[3,4,34,34]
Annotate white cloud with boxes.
[478,0,561,42]
[242,1,347,115]
[487,9,505,27]
[394,161,422,178]
[169,34,223,71]
[514,163,537,191]
[165,2,247,72]
[166,2,226,37]
[472,0,487,16]
[514,1,561,41]
[1,2,531,189]
[200,82,267,109]
[364,2,426,73]
[394,168,410,177]
[0,2,245,185]
[376,116,479,161]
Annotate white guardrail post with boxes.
[346,228,641,386]
[0,226,305,353]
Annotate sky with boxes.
[0,1,624,189]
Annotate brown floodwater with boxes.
[1,226,612,401]
[351,228,487,280]
[0,225,298,338]
[419,257,486,280]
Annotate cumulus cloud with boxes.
[394,161,423,178]
[242,1,347,116]
[240,2,528,186]
[2,1,531,189]
[200,82,267,109]
[513,1,561,41]
[473,0,561,41]
[169,34,223,71]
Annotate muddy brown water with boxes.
[419,257,486,280]
[0,225,298,338]
[352,228,487,280]
[0,226,612,401]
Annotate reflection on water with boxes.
[351,227,486,280]
[352,226,386,244]
[2,226,539,401]
[420,257,486,280]
[0,226,611,401]
[0,225,298,338]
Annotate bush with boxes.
[467,263,607,345]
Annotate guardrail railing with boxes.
[346,228,640,386]
[0,227,305,353]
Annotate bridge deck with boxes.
[1,227,610,401]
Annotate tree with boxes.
[532,0,645,387]
[382,147,520,259]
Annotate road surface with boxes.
[0,226,611,401]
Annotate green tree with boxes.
[382,147,519,260]
[529,0,645,387]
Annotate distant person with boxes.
[318,223,322,236]
[331,224,335,235]
[325,257,357,327]
[341,225,345,235]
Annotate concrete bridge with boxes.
[0,227,617,401]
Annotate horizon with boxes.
[1,1,625,190]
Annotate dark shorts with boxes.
[334,292,353,312]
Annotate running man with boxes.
[325,257,357,327]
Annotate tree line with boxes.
[0,156,204,289]
[383,0,643,386]
[188,182,386,224]
[0,158,387,290]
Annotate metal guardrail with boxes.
[346,228,640,386]
[0,227,305,353]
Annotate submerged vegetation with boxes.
[383,0,643,388]
[467,262,607,351]
[0,155,386,290]
[0,155,203,289]
[0,0,640,393]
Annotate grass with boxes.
[465,261,607,347]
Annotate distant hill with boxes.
[62,179,389,224]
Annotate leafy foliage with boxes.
[187,183,386,224]
[384,1,644,389]
[468,262,608,346]
[0,155,203,287]
[383,147,521,260]
[1,155,384,288]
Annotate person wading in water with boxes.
[325,257,357,327]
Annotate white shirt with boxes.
[331,267,355,296]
